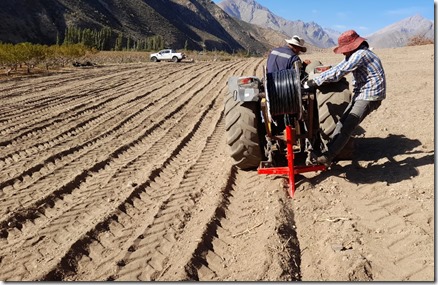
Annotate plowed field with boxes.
[0,44,434,281]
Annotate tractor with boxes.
[225,60,352,196]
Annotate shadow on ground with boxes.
[299,134,434,187]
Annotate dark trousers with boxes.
[327,99,382,158]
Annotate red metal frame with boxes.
[257,125,326,198]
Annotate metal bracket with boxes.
[257,125,326,198]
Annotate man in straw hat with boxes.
[306,30,386,166]
[267,35,310,73]
[266,35,311,134]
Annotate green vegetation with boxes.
[63,26,164,51]
[0,24,260,78]
[0,42,90,75]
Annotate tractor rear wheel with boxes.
[316,78,351,145]
[317,79,355,159]
[224,96,264,169]
[306,60,352,153]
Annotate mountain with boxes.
[217,0,435,49]
[216,0,337,48]
[0,0,285,54]
[366,14,434,48]
[0,0,433,54]
[323,28,342,44]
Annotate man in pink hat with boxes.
[307,30,386,166]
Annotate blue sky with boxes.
[213,0,435,36]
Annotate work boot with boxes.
[316,153,332,167]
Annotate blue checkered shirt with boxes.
[314,48,386,101]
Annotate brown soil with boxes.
[0,44,433,281]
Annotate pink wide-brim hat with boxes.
[333,30,366,54]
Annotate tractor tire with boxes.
[305,60,351,145]
[224,96,264,170]
[306,60,354,158]
[316,78,351,144]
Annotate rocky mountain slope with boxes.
[217,0,336,48]
[0,0,432,53]
[366,14,434,48]
[217,0,434,49]
[0,0,286,54]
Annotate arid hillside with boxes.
[0,0,285,54]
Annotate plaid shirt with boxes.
[314,48,386,101]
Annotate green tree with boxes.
[115,33,123,51]
[16,42,47,73]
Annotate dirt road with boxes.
[0,44,434,281]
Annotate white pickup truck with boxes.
[150,49,186,62]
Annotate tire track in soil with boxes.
[160,59,300,281]
[0,63,207,164]
[0,58,302,282]
[0,61,224,233]
[0,63,195,141]
[175,168,301,281]
[0,62,214,190]
[54,60,254,281]
[0,58,250,278]
[292,159,433,281]
[344,182,434,280]
[0,65,147,121]
[0,64,138,95]
[0,64,187,138]
[0,64,146,106]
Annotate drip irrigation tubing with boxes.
[266,69,301,116]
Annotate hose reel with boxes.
[264,61,303,121]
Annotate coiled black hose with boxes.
[266,69,301,116]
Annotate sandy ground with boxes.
[0,44,434,281]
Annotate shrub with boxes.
[407,35,434,46]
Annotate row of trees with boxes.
[61,26,165,51]
[0,25,256,75]
[0,42,89,74]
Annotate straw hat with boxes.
[285,35,307,53]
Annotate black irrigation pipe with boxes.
[266,69,302,116]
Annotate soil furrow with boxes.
[0,64,153,104]
[0,66,142,120]
[0,63,200,135]
[181,168,300,281]
[0,62,217,184]
[0,62,233,280]
[0,58,250,280]
[0,45,433,282]
[0,60,236,239]
[0,62,210,157]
